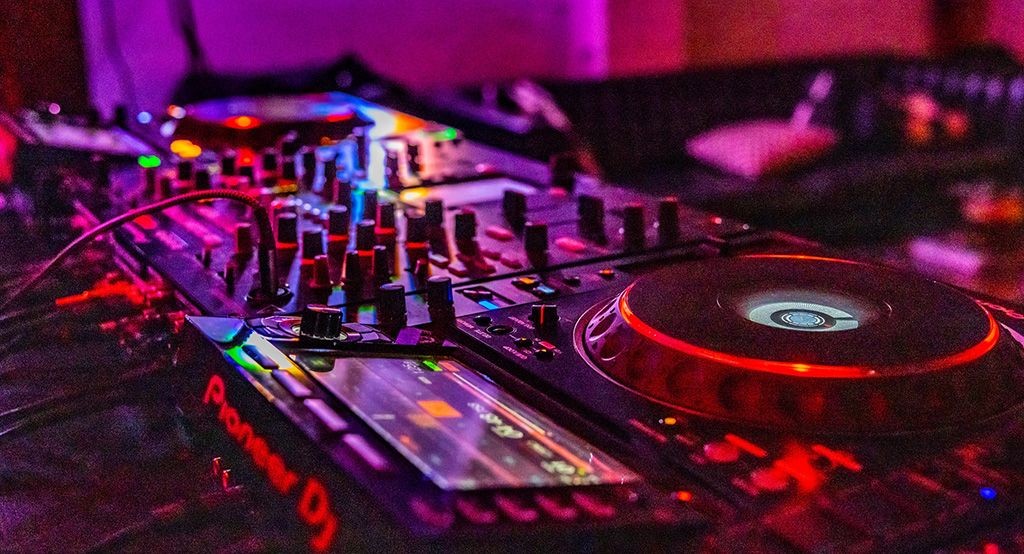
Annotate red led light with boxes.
[224,115,261,129]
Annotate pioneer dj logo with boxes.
[203,374,339,551]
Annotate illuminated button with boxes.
[303,399,348,433]
[532,284,558,299]
[410,497,455,528]
[534,348,554,361]
[484,225,515,241]
[536,340,557,350]
[473,315,492,326]
[454,497,499,525]
[597,268,615,279]
[343,434,391,472]
[703,441,741,464]
[272,370,312,398]
[570,491,616,518]
[534,493,579,520]
[493,494,540,523]
[554,236,587,253]
[512,276,540,290]
[750,467,791,493]
[242,344,279,369]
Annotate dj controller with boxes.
[5,91,1024,552]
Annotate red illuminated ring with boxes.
[618,281,1001,379]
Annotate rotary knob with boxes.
[299,304,343,340]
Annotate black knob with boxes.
[405,213,427,243]
[377,202,396,232]
[524,222,549,254]
[302,228,325,259]
[372,245,391,284]
[159,176,173,199]
[355,220,376,251]
[194,168,212,190]
[424,199,445,228]
[353,127,369,170]
[332,177,351,206]
[549,153,576,192]
[221,152,237,176]
[300,148,317,188]
[321,157,337,197]
[261,149,278,172]
[503,189,528,229]
[144,167,158,197]
[328,206,350,237]
[343,250,362,289]
[622,203,645,252]
[299,304,343,340]
[177,159,194,182]
[239,165,255,184]
[578,194,605,237]
[531,304,559,335]
[657,196,680,246]
[310,254,333,289]
[234,223,254,256]
[362,189,378,223]
[426,276,455,324]
[281,157,297,181]
[276,212,299,245]
[377,283,407,328]
[454,210,477,242]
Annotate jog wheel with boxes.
[577,255,1024,435]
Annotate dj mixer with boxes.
[6,91,1024,552]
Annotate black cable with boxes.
[0,189,277,314]
[83,488,249,554]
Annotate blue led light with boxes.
[980,487,997,501]
[478,300,500,310]
[136,111,153,124]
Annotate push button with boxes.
[512,276,540,290]
[272,370,312,398]
[570,491,616,518]
[242,344,279,369]
[303,398,348,433]
[494,494,540,523]
[344,434,391,472]
[534,493,579,520]
[532,284,558,299]
[455,497,500,525]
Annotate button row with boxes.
[410,490,621,529]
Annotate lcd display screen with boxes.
[297,355,639,491]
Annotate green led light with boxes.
[432,127,458,142]
[422,360,443,372]
[137,155,161,168]
[225,345,263,373]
